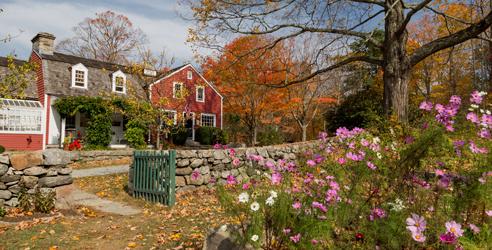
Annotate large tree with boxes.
[185,0,492,122]
[57,11,147,64]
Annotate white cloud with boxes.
[0,0,196,64]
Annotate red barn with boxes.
[150,64,223,141]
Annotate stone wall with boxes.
[68,150,133,168]
[129,141,319,193]
[0,150,74,207]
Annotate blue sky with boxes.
[0,0,196,65]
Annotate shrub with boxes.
[0,145,4,153]
[18,188,56,214]
[85,114,112,148]
[324,88,384,133]
[125,120,147,149]
[0,206,5,217]
[216,91,492,249]
[257,126,284,146]
[171,126,189,145]
[18,188,33,212]
[196,126,228,145]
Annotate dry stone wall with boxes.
[0,149,74,207]
[129,141,319,193]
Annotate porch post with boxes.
[60,117,66,148]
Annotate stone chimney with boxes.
[31,32,56,55]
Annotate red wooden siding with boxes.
[151,65,222,128]
[0,134,43,151]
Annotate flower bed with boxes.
[214,91,491,249]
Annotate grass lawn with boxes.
[0,174,233,250]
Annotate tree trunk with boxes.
[301,124,308,142]
[383,0,410,123]
[252,126,257,146]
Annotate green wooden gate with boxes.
[131,150,176,206]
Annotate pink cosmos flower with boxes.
[226,175,237,185]
[289,233,301,243]
[271,172,282,185]
[466,112,479,124]
[361,138,370,147]
[478,128,491,139]
[450,95,461,106]
[369,208,386,221]
[486,210,492,216]
[329,181,340,190]
[419,101,433,111]
[191,170,200,181]
[469,141,489,154]
[482,114,492,126]
[318,132,328,142]
[292,201,302,210]
[228,148,236,157]
[312,201,328,213]
[469,224,480,234]
[306,160,316,167]
[337,157,346,165]
[439,232,457,244]
[232,158,240,167]
[406,213,426,232]
[265,161,275,169]
[411,231,426,243]
[283,228,291,235]
[311,239,319,245]
[242,182,250,190]
[213,143,222,149]
[366,161,377,170]
[445,221,464,237]
[435,169,445,176]
[470,90,483,104]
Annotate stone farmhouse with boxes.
[0,32,223,151]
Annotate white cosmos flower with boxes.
[373,137,381,144]
[251,234,259,241]
[480,109,485,114]
[486,110,491,115]
[250,201,260,211]
[265,196,275,206]
[377,152,382,159]
[269,190,278,198]
[471,104,479,109]
[238,192,249,203]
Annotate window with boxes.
[201,113,216,127]
[112,70,126,93]
[71,63,88,88]
[173,82,183,98]
[163,110,177,125]
[196,86,205,102]
[187,70,192,80]
[0,98,43,134]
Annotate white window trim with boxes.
[196,86,205,102]
[187,70,193,80]
[0,98,43,134]
[173,82,183,98]
[112,70,127,94]
[201,113,216,127]
[71,63,88,89]
[164,110,177,125]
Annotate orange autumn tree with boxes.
[202,36,290,145]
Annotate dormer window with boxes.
[71,63,88,88]
[196,86,205,102]
[187,70,192,80]
[112,70,126,94]
[173,82,183,98]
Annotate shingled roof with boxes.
[0,56,28,67]
[40,52,132,73]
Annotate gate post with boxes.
[167,150,176,206]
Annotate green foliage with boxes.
[257,126,284,146]
[17,188,56,214]
[0,206,5,217]
[85,114,112,148]
[171,126,189,145]
[0,56,36,99]
[325,88,385,133]
[0,145,4,154]
[125,120,147,149]
[196,126,228,145]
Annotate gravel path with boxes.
[72,165,129,178]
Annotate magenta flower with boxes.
[271,172,282,185]
[482,114,492,126]
[265,161,275,169]
[419,101,433,111]
[226,174,237,185]
[232,158,240,167]
[306,159,316,167]
[435,169,445,176]
[325,189,339,203]
[446,221,464,237]
[213,143,222,149]
[289,233,301,243]
[486,210,492,216]
[191,170,200,181]
[311,239,319,245]
[450,95,461,106]
[329,181,340,190]
[312,201,328,213]
[318,132,328,142]
[228,148,236,157]
[366,161,377,170]
[406,213,426,232]
[440,232,457,244]
[466,112,479,124]
[369,208,386,221]
[337,157,346,165]
[242,182,250,190]
[469,141,488,154]
[478,128,491,139]
[292,201,302,210]
[282,228,291,235]
[470,90,483,104]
